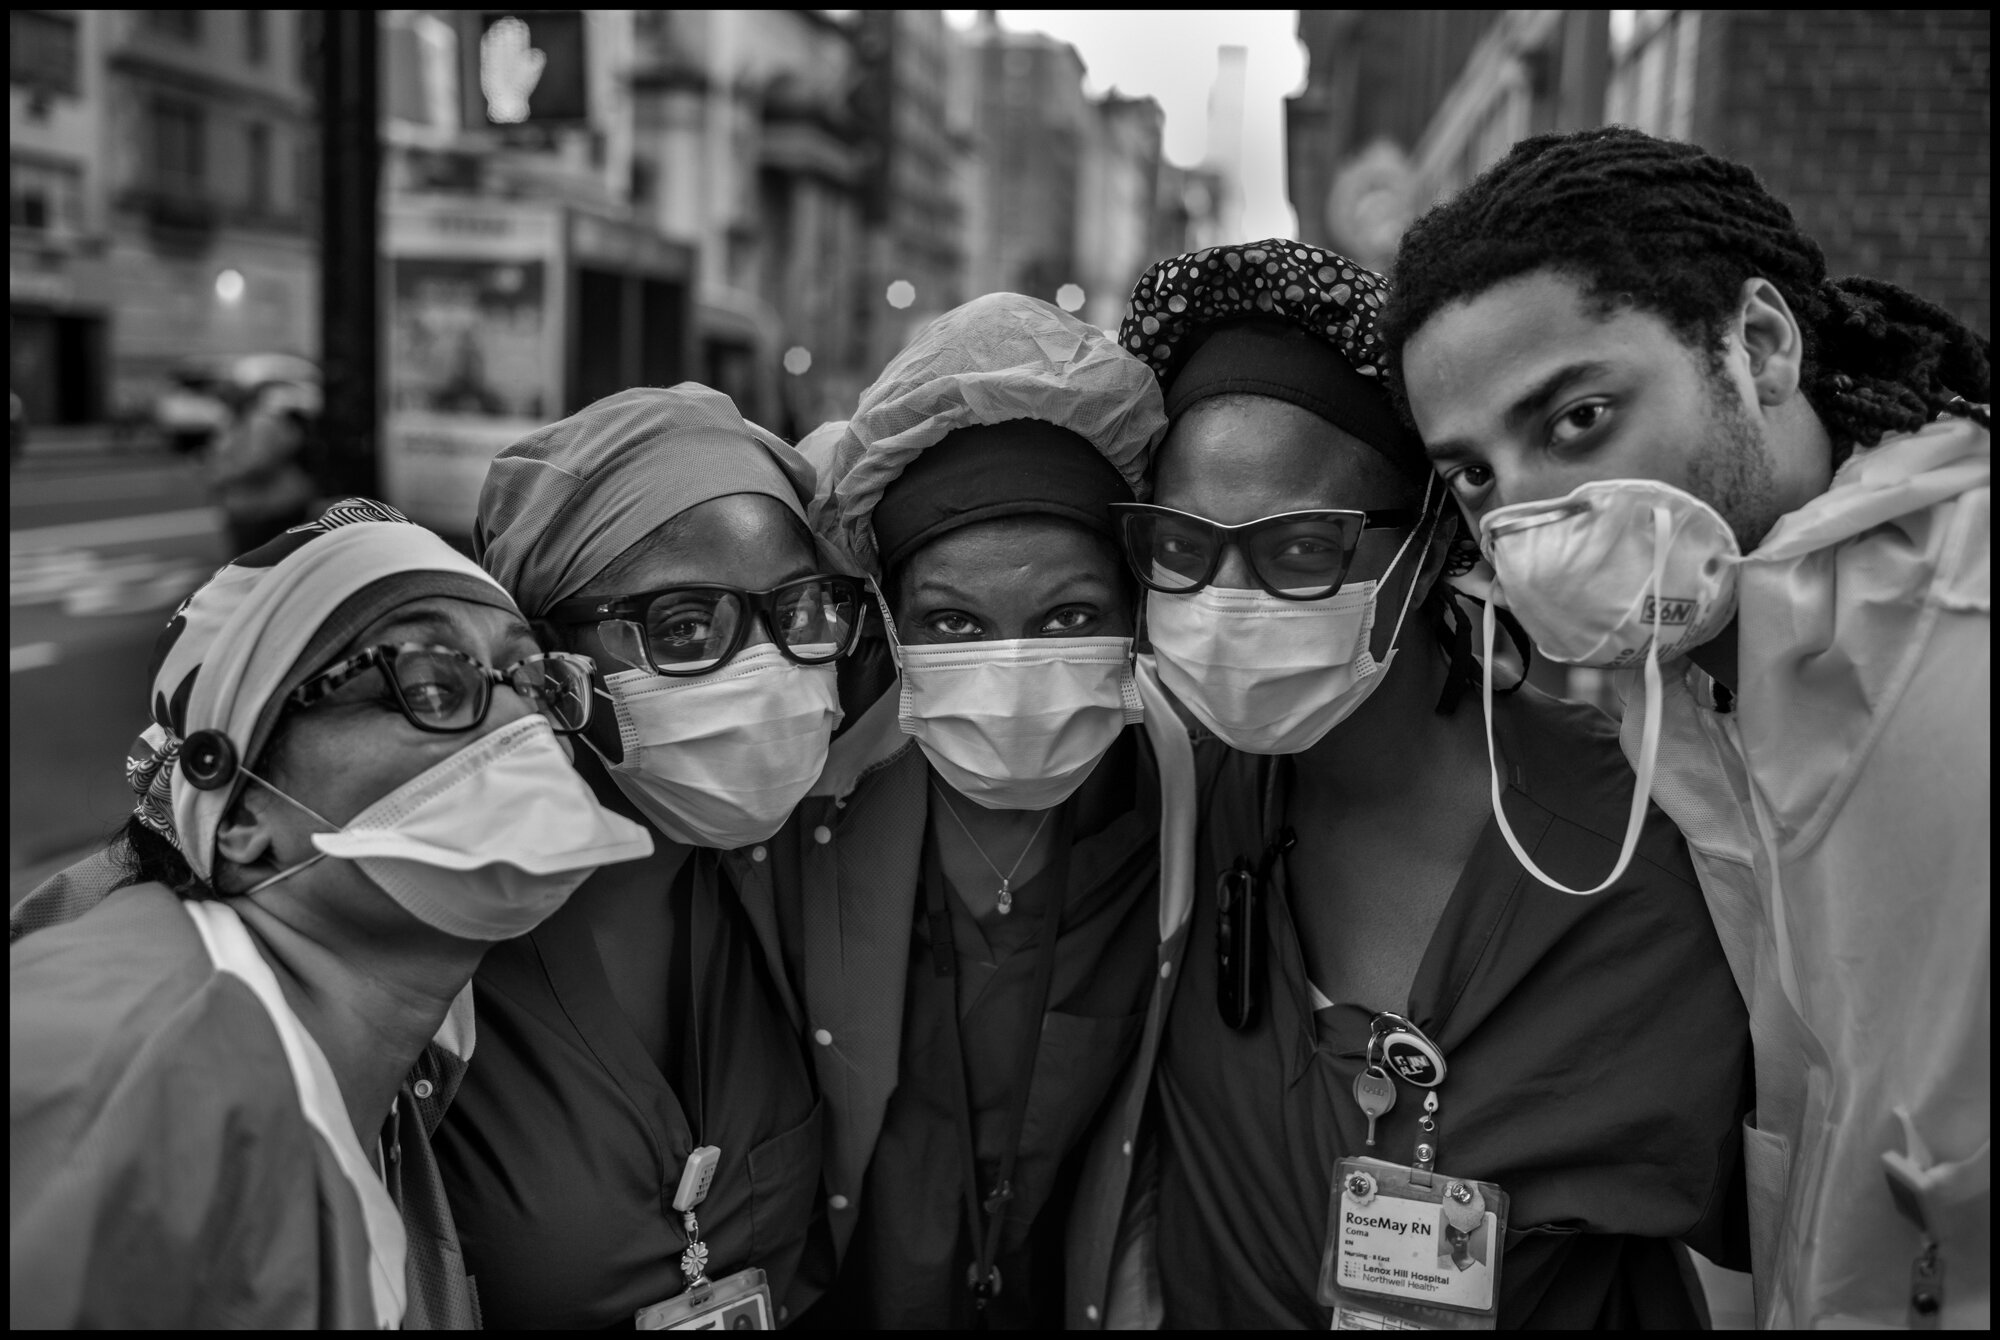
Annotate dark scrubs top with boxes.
[433,843,823,1329]
[1155,686,1751,1329]
[821,729,1159,1329]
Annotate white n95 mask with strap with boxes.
[1475,478,1741,896]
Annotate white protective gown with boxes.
[1617,411,1990,1329]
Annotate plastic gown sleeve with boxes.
[10,968,365,1328]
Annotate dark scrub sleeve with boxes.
[433,852,821,1329]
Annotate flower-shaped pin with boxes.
[1344,1170,1378,1207]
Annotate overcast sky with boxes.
[944,10,1309,240]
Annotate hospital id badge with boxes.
[1320,1157,1509,1330]
[634,1268,774,1330]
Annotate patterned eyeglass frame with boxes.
[286,643,596,734]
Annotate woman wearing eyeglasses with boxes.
[423,385,863,1330]
[10,500,651,1328]
[1065,243,1754,1329]
[767,293,1198,1331]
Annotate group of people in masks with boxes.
[11,126,1987,1331]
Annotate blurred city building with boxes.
[854,10,969,371]
[1287,10,1991,337]
[380,10,696,533]
[955,11,1221,335]
[10,10,319,429]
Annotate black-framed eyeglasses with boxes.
[288,644,595,735]
[1110,502,1416,601]
[545,574,866,677]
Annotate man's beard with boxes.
[1686,368,1783,551]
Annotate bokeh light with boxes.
[1055,283,1085,313]
[783,346,813,376]
[886,279,916,309]
[214,269,246,303]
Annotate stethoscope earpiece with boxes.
[179,729,240,791]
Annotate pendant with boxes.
[996,879,1013,916]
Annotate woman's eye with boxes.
[650,611,713,647]
[401,678,462,714]
[926,612,981,638]
[1550,401,1609,445]
[1041,607,1094,634]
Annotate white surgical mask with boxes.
[895,633,1144,811]
[245,714,655,939]
[1147,495,1431,755]
[1474,478,1741,895]
[593,643,843,848]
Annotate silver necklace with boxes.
[930,784,1052,915]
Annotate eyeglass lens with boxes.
[1127,511,1366,596]
[638,579,860,672]
[389,648,591,733]
[502,656,593,733]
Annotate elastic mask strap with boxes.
[1480,503,1671,896]
[870,577,907,670]
[1378,474,1440,658]
[234,764,341,897]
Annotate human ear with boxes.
[213,788,279,888]
[1737,278,1806,408]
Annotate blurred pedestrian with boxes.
[10,500,651,1328]
[1068,240,1751,1329]
[435,385,860,1329]
[792,292,1190,1330]
[210,378,319,555]
[1386,125,1991,1329]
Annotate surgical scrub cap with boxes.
[813,291,1167,577]
[1120,238,1426,479]
[131,499,517,880]
[474,384,826,617]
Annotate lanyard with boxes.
[674,854,709,1146]
[922,807,1072,1323]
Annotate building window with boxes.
[10,11,80,96]
[1606,10,1702,141]
[245,9,266,64]
[153,97,206,197]
[10,157,84,235]
[246,122,272,215]
[147,11,203,42]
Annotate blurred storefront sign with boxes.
[382,194,692,536]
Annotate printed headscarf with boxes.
[131,499,516,880]
[474,384,835,616]
[1119,238,1426,478]
[812,291,1167,577]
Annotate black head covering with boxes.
[871,420,1134,571]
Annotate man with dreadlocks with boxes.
[1385,126,1990,1329]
